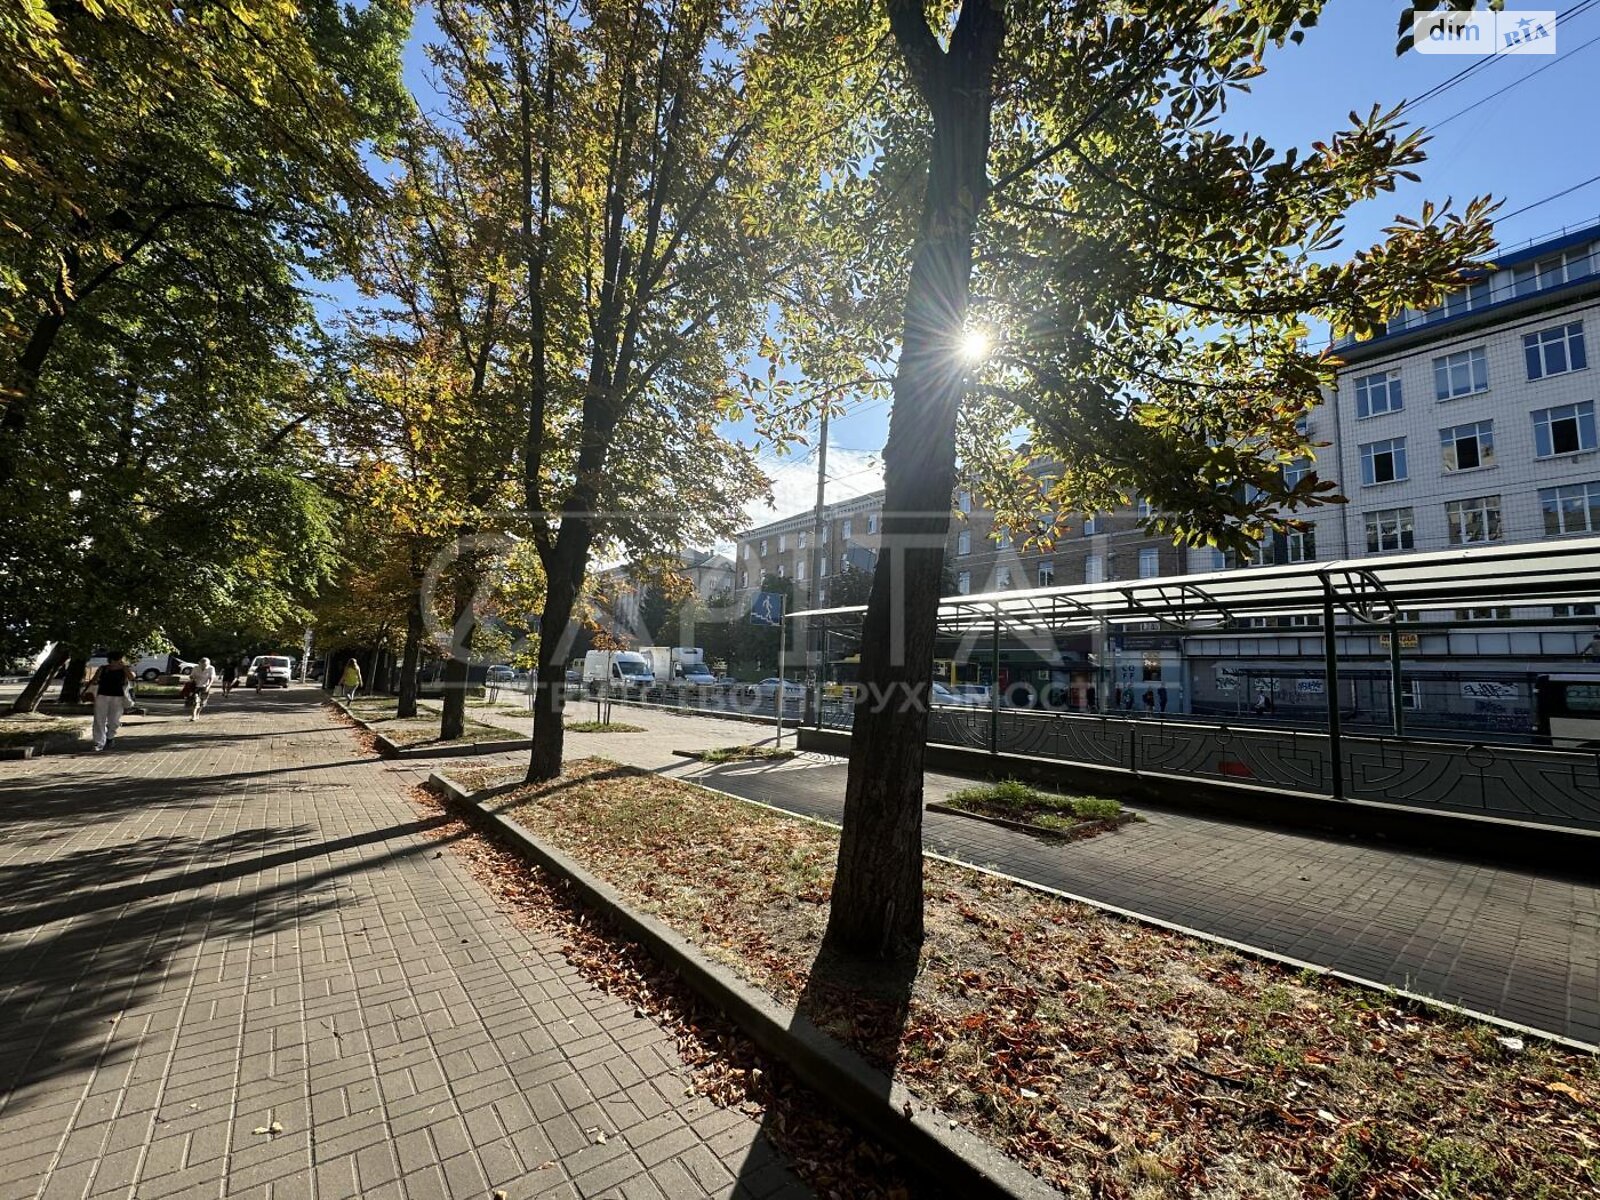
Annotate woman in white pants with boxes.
[85,652,136,751]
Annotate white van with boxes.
[86,651,192,682]
[582,650,654,696]
[246,655,294,688]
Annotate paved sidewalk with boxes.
[0,688,806,1200]
[451,699,1600,1047]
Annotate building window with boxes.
[777,564,786,578]
[1136,497,1152,518]
[1286,529,1316,563]
[1283,458,1312,488]
[1455,608,1511,622]
[821,524,829,543]
[866,512,878,534]
[1514,248,1592,297]
[1433,346,1488,400]
[841,519,852,539]
[1440,420,1494,472]
[1554,604,1600,618]
[819,555,829,577]
[1084,555,1104,584]
[1037,560,1055,587]
[778,534,787,553]
[839,555,848,573]
[1365,507,1415,553]
[956,570,971,595]
[956,529,971,556]
[1424,278,1491,321]
[995,531,1013,549]
[739,570,748,588]
[1355,370,1403,419]
[1445,495,1502,545]
[957,490,972,514]
[798,531,807,550]
[995,565,1012,588]
[796,559,806,581]
[1082,514,1097,536]
[743,543,752,560]
[1524,321,1587,380]
[1359,437,1408,486]
[1401,680,1423,711]
[1533,401,1598,457]
[1138,548,1160,578]
[1209,549,1226,571]
[1541,481,1600,535]
[759,538,768,555]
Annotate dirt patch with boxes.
[344,698,507,747]
[461,759,1600,1199]
[689,745,797,764]
[0,714,89,754]
[938,779,1130,839]
[566,721,646,733]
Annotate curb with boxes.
[926,801,1134,843]
[0,745,37,760]
[426,771,1060,1200]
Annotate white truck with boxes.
[582,650,654,697]
[640,646,716,699]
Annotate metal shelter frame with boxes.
[789,535,1600,799]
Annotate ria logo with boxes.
[1410,8,1557,55]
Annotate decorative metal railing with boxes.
[820,703,1600,832]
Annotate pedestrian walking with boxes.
[221,659,238,695]
[83,652,135,751]
[186,657,217,721]
[339,658,363,701]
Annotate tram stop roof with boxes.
[787,535,1600,637]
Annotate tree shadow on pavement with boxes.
[731,942,926,1198]
[0,817,467,1107]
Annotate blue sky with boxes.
[360,4,1600,526]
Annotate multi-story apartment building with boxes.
[733,469,1190,704]
[590,549,734,643]
[1184,221,1600,730]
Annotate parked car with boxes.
[954,684,992,704]
[931,682,982,706]
[743,678,807,702]
[485,665,515,685]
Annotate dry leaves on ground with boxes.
[459,758,1600,1200]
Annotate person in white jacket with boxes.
[186,658,218,721]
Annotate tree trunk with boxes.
[0,311,67,491]
[528,536,588,782]
[440,569,478,741]
[823,1,1003,961]
[398,595,424,718]
[11,644,72,714]
[56,654,88,705]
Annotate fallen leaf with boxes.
[1550,1082,1592,1105]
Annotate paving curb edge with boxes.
[425,770,1061,1200]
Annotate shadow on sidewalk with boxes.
[731,942,923,1197]
[0,817,468,1107]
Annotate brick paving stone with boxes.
[454,699,1600,1047]
[0,687,810,1198]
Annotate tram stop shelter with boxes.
[788,536,1600,831]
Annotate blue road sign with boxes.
[750,591,785,626]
